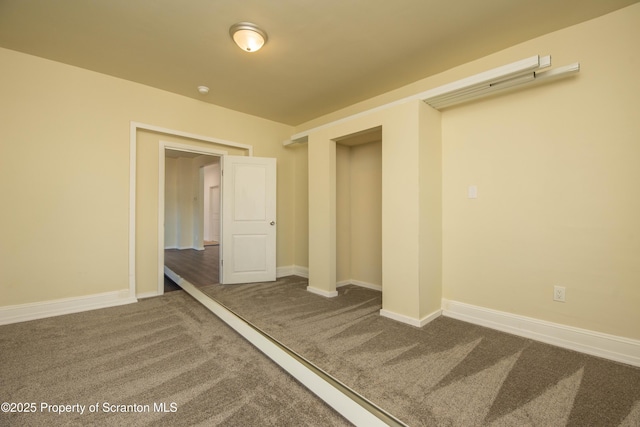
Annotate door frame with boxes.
[129,121,253,298]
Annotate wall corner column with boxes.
[380,100,443,326]
[307,132,338,297]
[418,102,443,321]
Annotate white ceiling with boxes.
[1,0,637,126]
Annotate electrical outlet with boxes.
[553,286,566,302]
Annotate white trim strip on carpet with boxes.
[169,270,407,427]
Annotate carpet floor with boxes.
[0,291,350,426]
[200,276,640,427]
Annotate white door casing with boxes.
[221,155,276,284]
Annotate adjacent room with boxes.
[163,149,221,288]
[1,1,639,425]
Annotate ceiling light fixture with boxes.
[229,22,268,52]
[197,85,210,94]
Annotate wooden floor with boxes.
[164,245,219,288]
[163,275,182,293]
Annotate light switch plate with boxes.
[468,185,478,199]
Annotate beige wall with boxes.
[2,4,638,341]
[307,130,337,294]
[0,47,293,306]
[440,5,640,339]
[164,154,218,250]
[336,144,352,282]
[306,101,433,319]
[177,157,196,249]
[164,157,179,247]
[419,103,443,318]
[336,141,382,286]
[292,144,309,269]
[350,141,382,287]
[295,4,640,339]
[336,141,383,287]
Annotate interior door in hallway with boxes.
[221,155,276,284]
[209,185,220,242]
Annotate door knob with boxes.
[270,221,276,226]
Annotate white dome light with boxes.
[229,22,268,53]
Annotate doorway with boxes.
[155,139,277,294]
[335,126,382,291]
[161,147,222,293]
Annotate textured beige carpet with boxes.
[0,291,350,426]
[200,276,640,427]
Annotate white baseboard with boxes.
[307,286,339,298]
[380,308,442,328]
[276,265,295,278]
[294,265,309,278]
[337,279,382,292]
[0,290,137,326]
[276,265,309,279]
[165,246,201,250]
[442,299,640,368]
[137,291,161,299]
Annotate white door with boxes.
[221,155,276,284]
